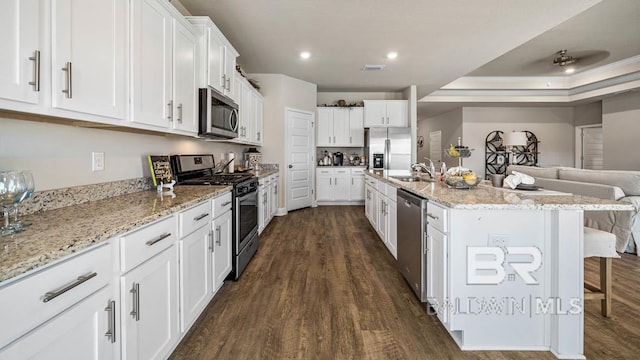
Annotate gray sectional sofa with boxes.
[507,165,640,255]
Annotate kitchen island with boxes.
[367,170,632,360]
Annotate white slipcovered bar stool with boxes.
[583,226,619,317]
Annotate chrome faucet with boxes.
[411,157,436,179]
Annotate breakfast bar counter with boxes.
[366,170,632,359]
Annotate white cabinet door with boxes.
[238,81,253,141]
[122,245,179,360]
[365,184,373,221]
[332,108,350,146]
[349,108,365,146]
[223,46,237,99]
[172,19,198,133]
[334,174,350,201]
[376,195,387,242]
[370,188,378,230]
[386,101,408,127]
[212,209,232,291]
[254,95,264,144]
[0,286,116,360]
[316,174,333,201]
[261,189,270,231]
[316,108,333,146]
[0,0,42,105]
[257,186,266,233]
[427,224,448,324]
[131,0,173,128]
[207,30,225,94]
[179,225,212,332]
[52,0,126,120]
[387,200,398,259]
[350,174,365,201]
[364,100,386,127]
[270,176,278,216]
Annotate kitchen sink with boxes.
[390,175,434,183]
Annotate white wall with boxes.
[316,92,402,106]
[602,91,640,170]
[403,86,418,164]
[417,108,463,169]
[574,101,602,126]
[249,74,317,209]
[0,117,248,191]
[461,107,575,176]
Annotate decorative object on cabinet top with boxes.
[317,101,364,107]
[235,63,261,90]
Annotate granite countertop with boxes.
[367,170,634,211]
[0,185,231,283]
[249,168,279,178]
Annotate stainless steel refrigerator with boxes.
[367,128,412,170]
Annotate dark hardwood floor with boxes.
[170,206,640,360]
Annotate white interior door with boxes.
[581,126,603,170]
[286,108,314,211]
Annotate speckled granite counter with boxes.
[249,168,279,178]
[0,185,231,283]
[367,170,633,211]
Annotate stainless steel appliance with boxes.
[372,153,384,169]
[397,189,428,301]
[199,87,239,139]
[171,154,258,281]
[367,128,411,170]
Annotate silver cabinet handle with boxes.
[226,77,231,91]
[208,230,214,252]
[350,136,352,144]
[146,232,171,246]
[61,62,72,98]
[221,74,226,89]
[352,178,354,185]
[216,225,221,246]
[329,178,332,185]
[221,201,232,207]
[105,300,116,343]
[381,116,384,124]
[177,103,183,123]
[167,100,173,121]
[426,212,439,220]
[328,136,331,143]
[130,283,140,321]
[194,213,209,221]
[29,50,40,91]
[42,272,97,303]
[335,178,337,185]
[387,116,390,124]
[333,136,336,143]
[257,132,261,141]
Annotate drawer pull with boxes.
[146,232,171,246]
[42,272,97,303]
[208,231,214,252]
[215,225,222,246]
[221,201,232,207]
[104,300,116,343]
[130,283,140,321]
[426,213,439,220]
[193,213,209,221]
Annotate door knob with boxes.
[288,165,293,168]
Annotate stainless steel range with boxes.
[171,154,258,281]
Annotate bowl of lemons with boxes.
[443,167,481,189]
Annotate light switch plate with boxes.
[92,152,105,171]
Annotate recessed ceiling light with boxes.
[386,52,398,60]
[565,68,575,74]
[300,52,311,59]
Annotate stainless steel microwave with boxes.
[199,87,239,139]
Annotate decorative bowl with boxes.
[444,175,481,189]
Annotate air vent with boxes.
[362,64,386,71]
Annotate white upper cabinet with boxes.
[172,19,198,133]
[186,17,238,102]
[0,0,43,105]
[130,0,173,129]
[316,107,365,147]
[131,0,198,134]
[364,100,408,127]
[52,0,127,120]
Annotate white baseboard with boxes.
[275,207,287,216]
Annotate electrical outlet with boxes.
[92,152,105,171]
[488,233,509,247]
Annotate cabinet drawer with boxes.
[120,216,177,273]
[365,175,376,186]
[426,202,448,233]
[212,192,232,218]
[334,169,349,175]
[317,168,334,175]
[376,179,387,194]
[179,201,211,238]
[386,184,397,202]
[0,243,112,349]
[351,168,365,175]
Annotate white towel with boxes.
[504,174,522,189]
[512,171,535,185]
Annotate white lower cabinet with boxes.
[426,224,448,324]
[387,197,398,258]
[316,168,366,203]
[121,244,179,360]
[179,225,212,332]
[0,286,117,360]
[258,175,278,234]
[365,174,398,259]
[212,207,232,290]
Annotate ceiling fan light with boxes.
[565,68,575,74]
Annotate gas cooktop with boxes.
[170,154,256,186]
[179,173,255,186]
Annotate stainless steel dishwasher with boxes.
[397,189,427,302]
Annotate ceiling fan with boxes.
[550,49,610,69]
